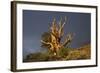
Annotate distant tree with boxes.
[41,17,74,56]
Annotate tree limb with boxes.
[41,40,54,50]
[62,33,73,47]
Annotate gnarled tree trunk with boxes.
[41,17,73,56]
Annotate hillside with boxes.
[23,44,91,62]
[66,44,91,60]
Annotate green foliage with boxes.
[58,48,70,57]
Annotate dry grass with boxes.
[66,44,91,60]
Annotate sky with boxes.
[23,10,91,58]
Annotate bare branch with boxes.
[62,33,73,47]
[41,40,54,50]
[58,16,67,37]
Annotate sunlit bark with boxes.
[41,17,73,56]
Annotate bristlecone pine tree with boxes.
[41,17,73,56]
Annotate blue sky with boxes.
[23,10,91,58]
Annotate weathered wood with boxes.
[41,17,73,56]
